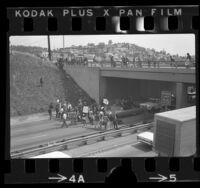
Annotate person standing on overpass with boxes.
[186,53,192,61]
[111,55,116,67]
[185,53,192,68]
[170,56,177,68]
[55,99,61,118]
[147,55,151,68]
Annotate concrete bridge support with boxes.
[176,83,188,109]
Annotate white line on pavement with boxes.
[11,129,25,133]
[77,141,139,157]
[30,134,47,139]
[12,134,47,143]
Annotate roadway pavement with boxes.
[61,133,157,157]
[11,111,153,156]
[11,112,149,152]
[11,112,100,151]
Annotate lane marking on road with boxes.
[30,134,47,139]
[11,129,25,133]
[77,140,139,157]
[87,142,154,157]
[10,119,54,127]
[11,129,98,147]
[12,134,47,143]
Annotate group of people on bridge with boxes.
[109,53,194,68]
[56,52,194,69]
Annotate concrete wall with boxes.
[63,65,100,103]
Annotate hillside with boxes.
[10,52,95,117]
[11,45,47,57]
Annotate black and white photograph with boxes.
[10,34,196,158]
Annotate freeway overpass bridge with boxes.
[63,62,195,109]
[100,66,195,83]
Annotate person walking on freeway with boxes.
[88,108,95,125]
[82,113,87,127]
[59,107,64,120]
[55,99,61,118]
[48,102,54,120]
[62,112,68,128]
[112,112,118,129]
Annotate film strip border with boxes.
[4,5,200,183]
[4,158,200,183]
[7,6,199,34]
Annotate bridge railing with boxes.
[64,60,195,69]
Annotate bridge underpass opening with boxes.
[100,77,195,109]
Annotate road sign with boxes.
[161,91,171,107]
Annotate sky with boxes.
[10,34,195,56]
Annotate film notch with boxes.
[23,18,33,32]
[25,159,36,173]
[168,16,178,30]
[96,17,106,31]
[72,17,82,31]
[120,17,130,31]
[48,17,58,32]
[144,16,154,30]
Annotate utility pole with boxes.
[47,35,51,61]
[63,35,65,49]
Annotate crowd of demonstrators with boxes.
[75,98,119,129]
[47,96,121,130]
[49,98,74,125]
[107,111,118,129]
[94,101,118,130]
